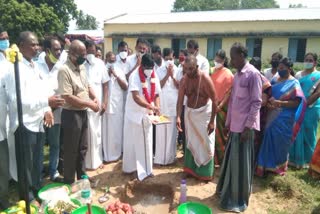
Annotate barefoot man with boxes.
[177,55,217,181]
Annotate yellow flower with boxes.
[5,44,22,63]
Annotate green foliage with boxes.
[76,10,99,30]
[17,0,78,31]
[0,0,64,43]
[172,0,279,12]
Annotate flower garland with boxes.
[138,66,156,104]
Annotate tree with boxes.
[17,0,78,31]
[172,0,279,12]
[0,0,64,42]
[76,10,100,30]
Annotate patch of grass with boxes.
[258,168,320,213]
[267,209,289,214]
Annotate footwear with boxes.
[50,172,60,181]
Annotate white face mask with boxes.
[137,51,145,57]
[106,62,114,70]
[214,61,223,69]
[144,69,153,77]
[165,60,174,68]
[87,54,95,65]
[119,51,128,60]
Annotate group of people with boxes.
[0,24,319,213]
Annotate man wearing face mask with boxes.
[0,26,10,62]
[126,38,149,80]
[0,25,11,210]
[154,48,181,165]
[84,40,109,170]
[263,52,283,81]
[58,40,100,184]
[103,50,128,162]
[37,37,66,181]
[151,45,165,71]
[115,41,129,63]
[187,39,210,74]
[177,55,217,181]
[122,54,161,181]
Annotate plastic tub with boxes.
[177,202,212,214]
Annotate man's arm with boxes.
[176,77,186,132]
[100,82,108,115]
[132,91,158,112]
[204,75,217,134]
[126,56,141,80]
[245,72,263,129]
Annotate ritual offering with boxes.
[105,200,133,214]
[45,199,81,214]
[2,201,38,214]
[149,115,171,125]
[38,183,71,202]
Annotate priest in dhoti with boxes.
[122,54,161,181]
[84,41,109,170]
[103,51,128,162]
[154,48,180,165]
[177,55,217,181]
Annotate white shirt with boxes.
[107,61,128,114]
[126,54,139,73]
[176,64,187,106]
[0,52,6,63]
[37,58,63,124]
[85,57,110,107]
[125,70,161,124]
[196,54,210,74]
[156,63,179,116]
[0,61,10,141]
[6,58,50,133]
[264,68,278,81]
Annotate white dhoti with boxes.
[102,113,123,162]
[85,111,103,170]
[185,101,215,167]
[122,116,153,181]
[154,117,177,165]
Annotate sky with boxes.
[69,0,320,30]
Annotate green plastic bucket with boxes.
[44,198,81,214]
[38,183,71,201]
[177,202,212,214]
[72,205,106,214]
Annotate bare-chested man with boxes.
[176,55,217,181]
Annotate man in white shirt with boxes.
[151,45,165,71]
[115,41,128,62]
[8,31,54,200]
[263,52,282,81]
[154,48,180,165]
[122,54,161,181]
[187,39,210,74]
[125,38,149,80]
[103,52,128,162]
[84,41,109,170]
[0,38,10,208]
[37,37,65,181]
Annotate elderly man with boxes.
[177,55,216,181]
[122,54,161,181]
[187,40,210,74]
[58,40,100,184]
[84,40,109,170]
[216,43,262,212]
[37,37,65,181]
[5,31,54,201]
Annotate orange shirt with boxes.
[210,67,234,102]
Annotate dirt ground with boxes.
[85,151,295,214]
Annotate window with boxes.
[112,38,123,53]
[246,38,262,58]
[171,38,186,58]
[207,38,222,60]
[288,38,306,62]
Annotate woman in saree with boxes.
[210,49,234,166]
[289,53,320,168]
[309,139,320,179]
[256,57,306,176]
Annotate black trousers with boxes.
[61,109,88,184]
[14,126,45,200]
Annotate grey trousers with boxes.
[0,139,9,208]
